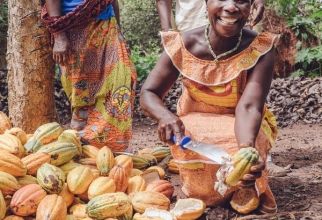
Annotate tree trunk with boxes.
[7,0,55,133]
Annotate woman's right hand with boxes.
[158,113,185,145]
[53,32,70,65]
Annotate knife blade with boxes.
[172,136,230,164]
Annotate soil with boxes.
[130,117,322,219]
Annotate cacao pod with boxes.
[37,163,65,194]
[170,198,205,220]
[225,147,259,187]
[37,142,79,166]
[57,129,82,154]
[86,192,132,219]
[130,168,143,177]
[59,160,81,176]
[82,145,99,159]
[127,176,146,194]
[17,175,38,187]
[59,184,74,207]
[230,188,260,214]
[131,191,170,214]
[109,165,128,192]
[146,180,174,199]
[10,184,47,216]
[3,216,24,220]
[146,166,165,179]
[0,171,20,196]
[5,128,27,145]
[21,152,51,176]
[69,204,89,219]
[24,122,63,152]
[67,166,94,194]
[96,146,115,176]
[148,147,171,162]
[36,194,67,220]
[167,160,179,174]
[0,150,27,177]
[0,111,11,134]
[0,190,6,219]
[0,134,25,158]
[88,177,116,200]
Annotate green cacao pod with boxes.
[37,163,65,194]
[86,192,132,219]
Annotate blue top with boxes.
[61,0,114,20]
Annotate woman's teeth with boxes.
[218,17,238,25]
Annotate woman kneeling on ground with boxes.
[141,0,278,214]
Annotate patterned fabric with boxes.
[161,30,278,207]
[62,0,114,21]
[60,18,137,151]
[41,0,112,34]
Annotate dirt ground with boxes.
[130,117,322,220]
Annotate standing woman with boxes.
[141,0,278,214]
[42,0,137,151]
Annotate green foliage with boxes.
[120,0,161,52]
[131,45,160,81]
[267,0,322,77]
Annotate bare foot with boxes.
[267,161,291,177]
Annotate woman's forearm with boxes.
[235,104,263,147]
[156,0,173,31]
[140,89,175,121]
[45,0,61,17]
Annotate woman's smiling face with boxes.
[206,0,251,37]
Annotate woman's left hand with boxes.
[238,158,265,188]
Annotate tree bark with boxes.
[7,0,55,133]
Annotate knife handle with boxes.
[171,135,191,150]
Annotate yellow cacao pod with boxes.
[88,177,116,200]
[131,191,170,214]
[37,163,66,194]
[0,171,20,196]
[36,194,67,220]
[170,198,205,220]
[114,155,133,176]
[21,152,51,176]
[59,160,81,176]
[146,166,165,179]
[82,145,99,159]
[127,176,146,194]
[10,184,47,217]
[96,146,115,176]
[0,133,25,158]
[86,192,132,219]
[0,190,6,219]
[225,147,259,187]
[130,168,143,177]
[167,160,179,174]
[5,128,27,145]
[0,111,11,134]
[17,175,38,187]
[67,166,94,194]
[0,150,26,177]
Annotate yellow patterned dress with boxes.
[161,30,278,208]
[60,17,137,151]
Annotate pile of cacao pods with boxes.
[0,111,205,220]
